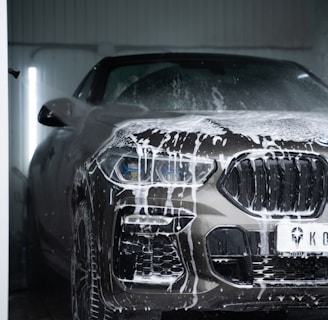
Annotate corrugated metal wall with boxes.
[9,0,315,48]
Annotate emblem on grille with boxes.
[291,227,304,246]
[315,137,328,147]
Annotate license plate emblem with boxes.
[276,223,328,254]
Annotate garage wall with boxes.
[9,0,314,48]
[7,0,328,289]
[8,0,328,113]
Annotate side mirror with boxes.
[38,105,66,127]
[38,98,75,127]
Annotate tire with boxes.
[71,201,162,320]
[72,201,110,320]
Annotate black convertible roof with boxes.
[99,52,292,67]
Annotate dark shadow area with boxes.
[9,269,71,320]
[9,269,327,320]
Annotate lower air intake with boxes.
[113,206,186,286]
[253,256,328,285]
[207,228,328,286]
[114,233,184,285]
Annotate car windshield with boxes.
[102,60,328,112]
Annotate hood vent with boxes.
[218,151,328,218]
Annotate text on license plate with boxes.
[276,223,328,253]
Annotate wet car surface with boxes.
[28,53,328,319]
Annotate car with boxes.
[28,52,328,319]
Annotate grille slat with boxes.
[310,158,325,212]
[219,152,328,218]
[266,158,281,211]
[254,159,266,211]
[281,159,296,211]
[238,160,254,208]
[298,159,311,211]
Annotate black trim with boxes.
[218,151,328,219]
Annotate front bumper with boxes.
[85,156,328,312]
[96,200,328,311]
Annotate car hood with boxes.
[95,110,328,160]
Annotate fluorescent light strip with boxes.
[28,67,37,162]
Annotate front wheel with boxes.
[71,201,162,320]
[72,201,112,319]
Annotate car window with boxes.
[103,62,175,102]
[102,61,328,112]
[74,67,97,101]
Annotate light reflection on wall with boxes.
[28,66,37,162]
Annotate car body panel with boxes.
[28,53,328,313]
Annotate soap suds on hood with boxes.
[102,111,328,150]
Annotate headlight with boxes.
[96,149,216,186]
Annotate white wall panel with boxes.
[0,0,8,316]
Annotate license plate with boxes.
[276,223,328,253]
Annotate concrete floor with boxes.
[9,289,328,320]
[9,272,71,320]
[8,272,328,320]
